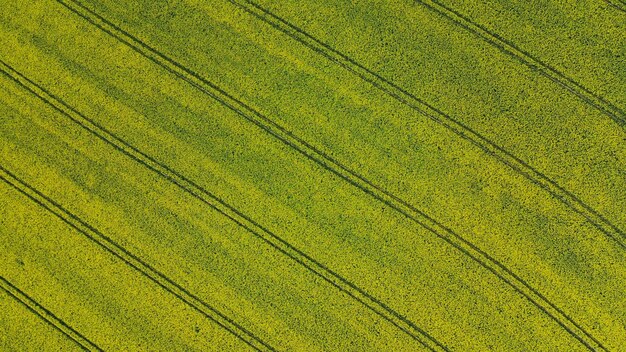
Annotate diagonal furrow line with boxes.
[44,0,612,350]
[604,0,626,13]
[416,0,626,128]
[0,275,101,351]
[0,61,446,351]
[226,0,626,252]
[0,167,273,351]
[51,0,608,350]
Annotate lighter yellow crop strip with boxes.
[0,164,273,352]
[0,58,446,351]
[47,0,610,350]
[0,275,100,351]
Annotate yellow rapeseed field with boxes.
[1,0,624,350]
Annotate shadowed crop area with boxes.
[1,0,625,350]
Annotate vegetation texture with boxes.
[1,0,624,350]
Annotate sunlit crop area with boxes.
[1,0,625,350]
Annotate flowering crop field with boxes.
[1,0,625,350]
